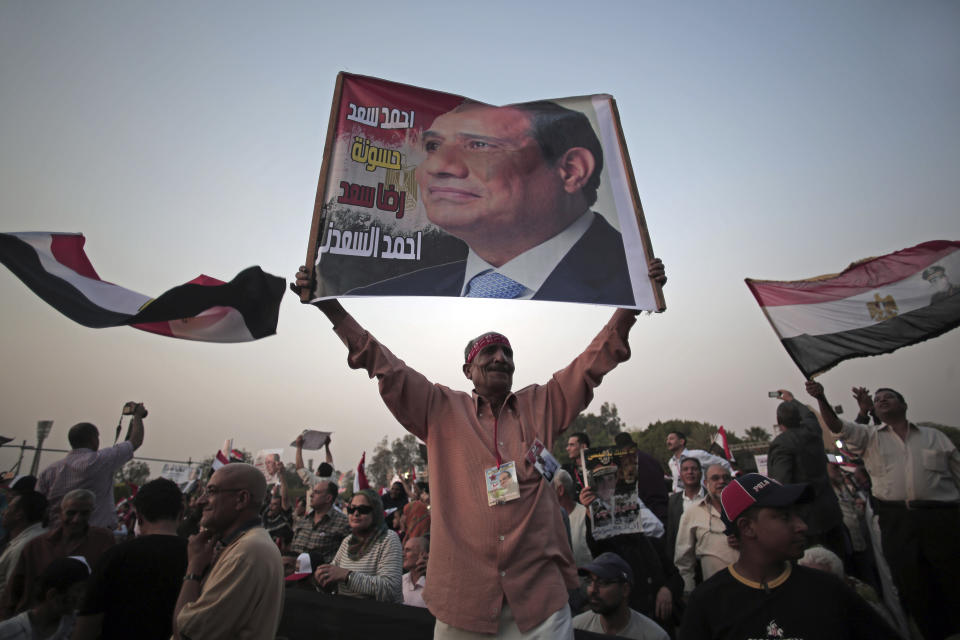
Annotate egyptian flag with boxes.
[211,439,234,471]
[746,240,960,378]
[354,452,370,492]
[0,232,284,342]
[714,426,735,462]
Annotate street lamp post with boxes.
[29,420,53,476]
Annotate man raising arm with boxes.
[36,403,147,530]
[292,259,665,638]
[806,380,960,640]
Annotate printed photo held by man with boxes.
[348,101,639,306]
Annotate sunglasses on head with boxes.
[346,505,374,515]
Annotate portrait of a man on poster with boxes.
[303,73,664,311]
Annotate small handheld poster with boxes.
[525,438,560,482]
[485,461,520,506]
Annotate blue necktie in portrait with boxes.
[465,270,527,299]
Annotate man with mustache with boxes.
[349,101,640,306]
[292,259,665,639]
[678,473,899,640]
[806,382,960,640]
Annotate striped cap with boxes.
[719,473,813,534]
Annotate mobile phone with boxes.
[768,391,782,398]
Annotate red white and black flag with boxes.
[211,439,234,470]
[0,232,285,343]
[354,452,370,493]
[713,426,735,462]
[746,240,960,378]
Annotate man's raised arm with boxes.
[293,266,347,326]
[127,402,147,450]
[294,435,306,472]
[805,381,843,433]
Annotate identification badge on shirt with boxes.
[525,438,560,482]
[485,460,521,506]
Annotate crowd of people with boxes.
[0,266,956,639]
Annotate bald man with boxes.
[173,464,284,640]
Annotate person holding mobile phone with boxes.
[36,402,147,530]
[767,389,845,559]
[401,536,429,608]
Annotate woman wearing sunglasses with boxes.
[313,489,403,603]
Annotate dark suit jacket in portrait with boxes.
[347,213,635,305]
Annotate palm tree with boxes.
[745,426,771,442]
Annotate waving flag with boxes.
[354,452,370,492]
[714,426,735,462]
[746,240,960,378]
[0,232,285,342]
[211,439,234,471]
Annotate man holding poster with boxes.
[291,258,666,639]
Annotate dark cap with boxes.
[720,473,813,534]
[577,552,633,585]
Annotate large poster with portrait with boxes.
[582,445,642,540]
[301,72,664,310]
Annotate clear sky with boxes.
[1,1,958,478]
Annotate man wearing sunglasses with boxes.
[292,260,665,639]
[172,463,284,640]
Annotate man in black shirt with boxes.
[74,478,188,640]
[680,473,899,640]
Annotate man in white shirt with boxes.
[674,464,739,595]
[807,381,960,640]
[665,458,705,561]
[401,536,428,608]
[665,431,731,494]
[37,404,146,529]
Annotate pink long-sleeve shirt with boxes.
[332,309,636,633]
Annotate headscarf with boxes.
[403,500,430,539]
[345,489,388,561]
